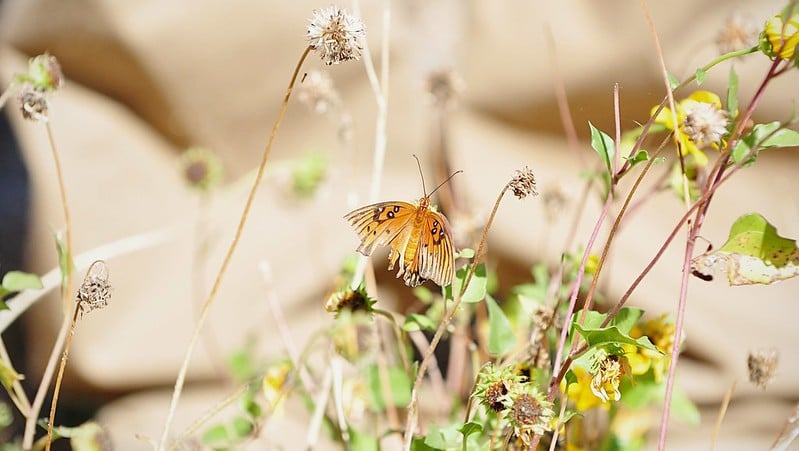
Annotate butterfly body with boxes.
[345,195,455,287]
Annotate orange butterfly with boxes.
[344,158,460,287]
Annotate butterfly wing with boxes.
[344,201,417,256]
[415,209,456,287]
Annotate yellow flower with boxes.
[623,315,676,383]
[651,91,727,167]
[262,360,292,412]
[762,14,799,60]
[564,367,611,412]
[611,406,652,446]
[589,355,629,403]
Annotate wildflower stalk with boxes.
[44,297,81,451]
[403,181,512,449]
[22,122,75,451]
[158,45,312,449]
[710,379,738,450]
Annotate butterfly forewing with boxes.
[344,201,416,256]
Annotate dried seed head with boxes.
[426,69,465,108]
[18,85,49,122]
[747,348,778,389]
[484,381,509,412]
[180,146,223,192]
[324,287,375,316]
[509,167,538,199]
[307,6,366,65]
[76,261,111,314]
[682,101,729,148]
[508,387,554,445]
[715,15,759,54]
[298,70,340,114]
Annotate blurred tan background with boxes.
[0,0,797,449]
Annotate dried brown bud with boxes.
[747,348,778,389]
[509,167,538,199]
[76,261,111,314]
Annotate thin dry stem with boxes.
[44,300,81,451]
[710,378,737,450]
[403,183,510,449]
[157,45,312,449]
[22,122,75,451]
[306,366,333,448]
[167,385,249,451]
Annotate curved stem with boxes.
[44,300,81,450]
[157,46,312,449]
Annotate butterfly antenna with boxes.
[428,170,463,197]
[412,154,427,196]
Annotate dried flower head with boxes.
[747,348,778,389]
[180,146,223,192]
[508,384,554,446]
[307,6,366,65]
[715,15,759,54]
[324,286,375,316]
[426,69,465,108]
[682,101,729,148]
[590,354,630,403]
[76,261,111,315]
[298,70,340,114]
[509,166,538,199]
[18,85,49,122]
[472,364,521,413]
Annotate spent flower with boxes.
[472,364,522,413]
[76,261,111,315]
[509,166,538,199]
[507,383,554,446]
[716,15,759,54]
[18,84,49,122]
[747,348,778,389]
[589,354,629,403]
[307,6,366,65]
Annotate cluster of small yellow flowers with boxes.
[624,315,676,383]
[307,6,366,65]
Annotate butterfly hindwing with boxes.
[416,210,455,286]
[344,201,416,256]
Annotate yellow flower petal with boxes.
[765,15,799,59]
[686,90,722,108]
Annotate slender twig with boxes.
[710,378,737,450]
[403,183,511,449]
[771,400,799,451]
[350,0,391,290]
[167,384,249,451]
[44,299,81,450]
[22,121,75,451]
[306,366,333,448]
[330,356,351,446]
[158,46,312,449]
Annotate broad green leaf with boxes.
[590,122,615,175]
[459,421,483,439]
[695,68,707,85]
[486,295,516,356]
[691,213,799,285]
[424,424,462,449]
[731,122,799,166]
[445,263,487,303]
[572,323,660,353]
[349,428,379,451]
[410,438,439,451]
[367,365,411,410]
[202,423,230,444]
[572,308,642,335]
[727,65,739,118]
[1,271,42,292]
[229,416,254,439]
[402,313,436,332]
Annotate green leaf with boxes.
[53,230,73,286]
[67,422,107,451]
[367,365,411,410]
[731,122,799,166]
[695,68,707,85]
[667,72,680,91]
[727,65,739,118]
[623,382,700,425]
[202,423,230,444]
[402,313,436,332]
[229,416,254,438]
[424,424,462,449]
[1,271,42,292]
[445,263,487,303]
[410,437,439,451]
[486,295,516,356]
[412,286,434,305]
[589,122,615,175]
[572,323,660,353]
[0,360,23,392]
[349,428,379,451]
[459,421,483,439]
[455,248,475,259]
[691,213,799,285]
